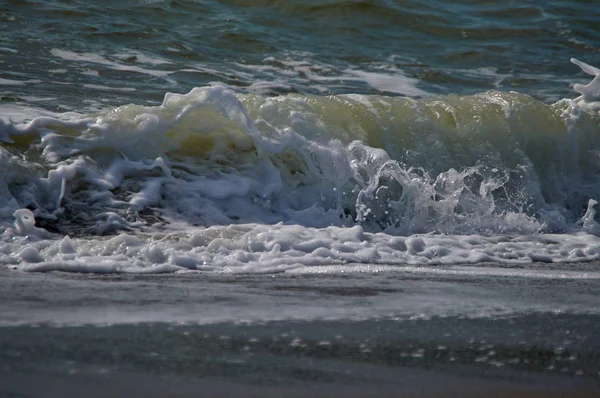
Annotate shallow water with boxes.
[2,268,600,396]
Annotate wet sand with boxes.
[1,266,600,397]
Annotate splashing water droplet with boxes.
[13,208,36,236]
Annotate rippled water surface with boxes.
[2,0,599,108]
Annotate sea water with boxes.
[2,1,600,394]
[2,0,600,274]
[2,3,600,289]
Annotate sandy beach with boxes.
[1,266,599,397]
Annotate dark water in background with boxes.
[1,0,599,110]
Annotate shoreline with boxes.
[1,266,600,396]
[2,263,600,326]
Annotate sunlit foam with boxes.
[1,58,600,273]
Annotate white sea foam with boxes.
[571,58,600,104]
[50,48,174,82]
[4,223,600,274]
[0,47,18,54]
[1,59,600,274]
[236,54,428,96]
[83,84,137,92]
[0,78,41,86]
[342,69,427,96]
[114,50,174,65]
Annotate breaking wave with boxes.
[1,58,600,273]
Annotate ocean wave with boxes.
[1,58,600,272]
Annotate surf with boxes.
[1,58,600,273]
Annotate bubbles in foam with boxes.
[571,58,600,104]
[13,209,36,236]
[3,208,53,241]
[0,58,600,274]
[2,223,600,273]
[578,199,600,235]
